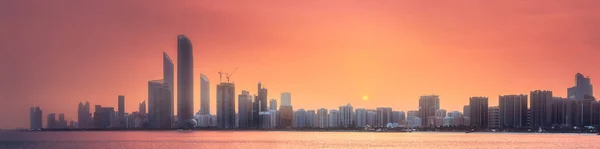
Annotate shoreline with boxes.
[14,128,600,134]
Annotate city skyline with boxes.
[3,0,600,129]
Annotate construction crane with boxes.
[226,67,238,83]
[217,67,238,83]
[218,71,223,83]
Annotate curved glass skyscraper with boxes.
[177,35,194,127]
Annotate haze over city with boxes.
[2,0,600,129]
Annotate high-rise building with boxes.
[77,102,92,128]
[163,52,174,122]
[279,105,293,128]
[566,97,597,127]
[57,113,67,129]
[328,109,339,128]
[407,110,419,118]
[139,101,146,115]
[177,35,194,127]
[567,73,593,100]
[550,97,568,126]
[366,110,377,127]
[488,106,500,128]
[499,94,528,128]
[269,98,278,111]
[530,90,552,129]
[47,113,56,129]
[293,109,306,128]
[216,82,235,129]
[355,108,367,127]
[281,92,292,106]
[93,105,114,128]
[463,105,470,118]
[252,82,268,128]
[148,80,172,128]
[200,74,210,115]
[339,104,353,127]
[419,95,440,126]
[306,110,316,128]
[435,109,447,118]
[376,107,392,127]
[29,107,42,130]
[391,111,406,124]
[118,95,125,128]
[406,110,421,128]
[317,108,328,128]
[238,90,253,128]
[469,96,488,128]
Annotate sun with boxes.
[362,95,368,101]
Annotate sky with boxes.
[1,0,600,129]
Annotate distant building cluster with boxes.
[28,36,600,131]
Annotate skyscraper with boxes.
[306,110,316,128]
[293,109,306,128]
[58,113,67,129]
[177,35,194,127]
[47,113,56,129]
[376,107,392,127]
[118,95,125,128]
[339,104,353,127]
[77,102,92,128]
[391,111,406,124]
[253,82,268,127]
[238,90,253,128]
[29,107,42,130]
[435,109,447,117]
[499,94,528,128]
[355,108,367,127]
[139,101,146,115]
[279,105,294,128]
[317,108,328,128]
[216,82,235,129]
[93,105,114,128]
[463,105,470,118]
[530,90,552,129]
[419,95,440,126]
[469,96,488,128]
[328,109,339,128]
[281,92,291,106]
[269,98,277,111]
[148,80,172,128]
[567,73,593,100]
[200,74,210,115]
[488,106,500,128]
[163,52,174,121]
[366,110,377,127]
[550,97,568,126]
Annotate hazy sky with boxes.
[1,0,600,129]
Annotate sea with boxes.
[0,131,598,149]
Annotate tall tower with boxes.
[200,74,210,115]
[269,98,277,111]
[177,35,194,127]
[118,95,125,128]
[163,52,174,121]
[148,79,172,128]
[530,90,552,129]
[216,82,235,129]
[568,73,593,100]
[281,92,291,106]
[419,95,440,126]
[469,96,489,128]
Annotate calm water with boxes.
[0,131,598,149]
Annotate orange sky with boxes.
[1,0,600,129]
